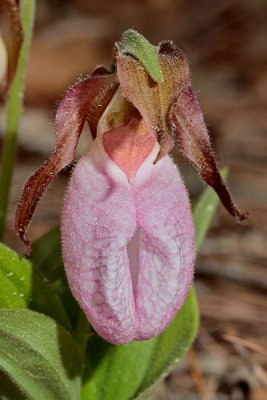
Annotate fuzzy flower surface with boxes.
[16,31,247,344]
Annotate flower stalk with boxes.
[0,0,35,238]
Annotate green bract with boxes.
[117,29,164,82]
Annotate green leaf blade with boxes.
[0,242,71,331]
[135,288,198,399]
[30,227,83,330]
[30,226,63,283]
[81,289,198,400]
[81,337,157,400]
[193,167,228,252]
[0,242,32,308]
[0,309,83,400]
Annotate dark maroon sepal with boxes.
[171,86,248,222]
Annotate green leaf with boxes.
[30,225,64,283]
[193,167,228,252]
[81,176,224,399]
[0,242,71,330]
[117,29,163,82]
[30,228,82,330]
[81,336,157,400]
[135,288,198,399]
[0,309,82,400]
[0,243,32,309]
[81,288,198,400]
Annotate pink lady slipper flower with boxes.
[15,30,247,344]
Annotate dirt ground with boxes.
[0,1,267,399]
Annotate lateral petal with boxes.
[15,74,118,251]
[171,86,248,221]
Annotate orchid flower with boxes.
[15,30,247,344]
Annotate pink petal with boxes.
[62,135,195,344]
[102,117,156,181]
